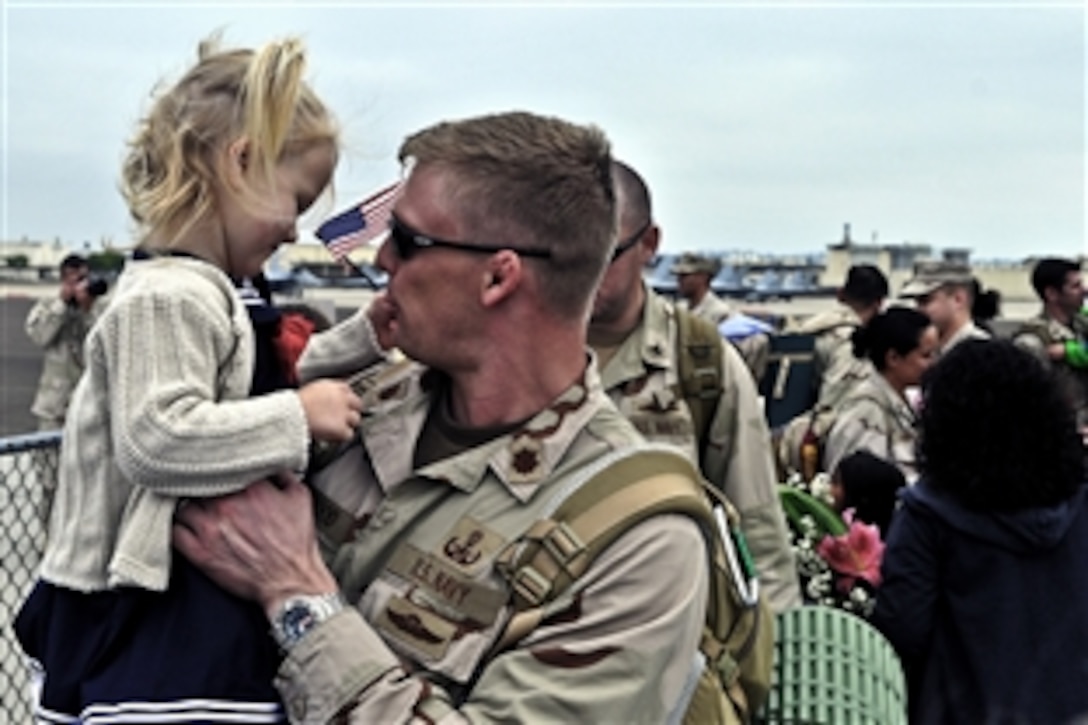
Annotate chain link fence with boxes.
[0,431,58,724]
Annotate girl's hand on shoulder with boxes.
[298,379,362,442]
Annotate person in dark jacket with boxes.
[871,338,1088,724]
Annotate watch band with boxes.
[271,592,346,651]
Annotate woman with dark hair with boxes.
[823,306,937,483]
[872,339,1088,723]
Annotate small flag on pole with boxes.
[315,182,399,260]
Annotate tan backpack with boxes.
[494,446,775,724]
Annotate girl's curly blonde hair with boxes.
[120,33,338,247]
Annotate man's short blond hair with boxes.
[399,111,615,319]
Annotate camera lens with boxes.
[87,277,109,297]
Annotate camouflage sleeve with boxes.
[274,515,708,724]
[703,342,802,612]
[297,307,390,383]
[823,397,889,475]
[24,296,72,348]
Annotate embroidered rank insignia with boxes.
[507,435,544,484]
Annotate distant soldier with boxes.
[673,252,730,321]
[789,264,887,412]
[777,265,887,479]
[673,251,771,382]
[899,261,990,357]
[1012,257,1088,423]
[25,253,108,523]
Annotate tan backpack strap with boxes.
[495,448,709,610]
[492,445,772,720]
[675,310,723,448]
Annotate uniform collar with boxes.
[940,321,988,354]
[691,289,731,319]
[1037,311,1086,339]
[869,373,916,424]
[361,356,611,504]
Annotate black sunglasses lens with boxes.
[389,220,416,260]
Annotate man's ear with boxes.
[639,225,661,263]
[481,250,523,307]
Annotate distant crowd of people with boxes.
[17,31,1088,725]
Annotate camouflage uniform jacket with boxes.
[1012,313,1088,419]
[789,306,870,412]
[281,309,709,724]
[939,320,990,357]
[688,289,733,325]
[596,289,801,612]
[25,294,108,423]
[824,373,920,484]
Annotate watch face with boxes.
[282,602,318,642]
[274,593,344,650]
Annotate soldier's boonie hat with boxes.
[900,261,974,298]
[671,252,718,276]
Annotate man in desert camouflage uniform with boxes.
[673,251,771,382]
[900,260,990,357]
[775,264,887,477]
[25,253,109,524]
[1013,257,1088,424]
[588,160,800,613]
[787,263,887,412]
[175,112,729,723]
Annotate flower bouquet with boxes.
[779,472,885,618]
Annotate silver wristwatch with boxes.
[271,592,345,651]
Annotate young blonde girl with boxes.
[15,35,361,723]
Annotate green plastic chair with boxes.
[758,605,907,725]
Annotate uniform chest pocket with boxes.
[364,540,511,684]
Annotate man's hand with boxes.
[173,474,339,619]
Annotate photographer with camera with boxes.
[25,253,109,525]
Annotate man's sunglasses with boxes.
[611,220,651,262]
[388,215,552,260]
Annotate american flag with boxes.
[315,182,399,260]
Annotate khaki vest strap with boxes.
[491,446,771,720]
[495,607,546,652]
[675,309,724,448]
[507,469,710,609]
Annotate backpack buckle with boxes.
[511,566,552,607]
[692,366,720,400]
[543,521,586,572]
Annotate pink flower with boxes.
[817,510,885,592]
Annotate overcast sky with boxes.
[2,1,1084,262]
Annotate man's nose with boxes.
[376,238,396,274]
